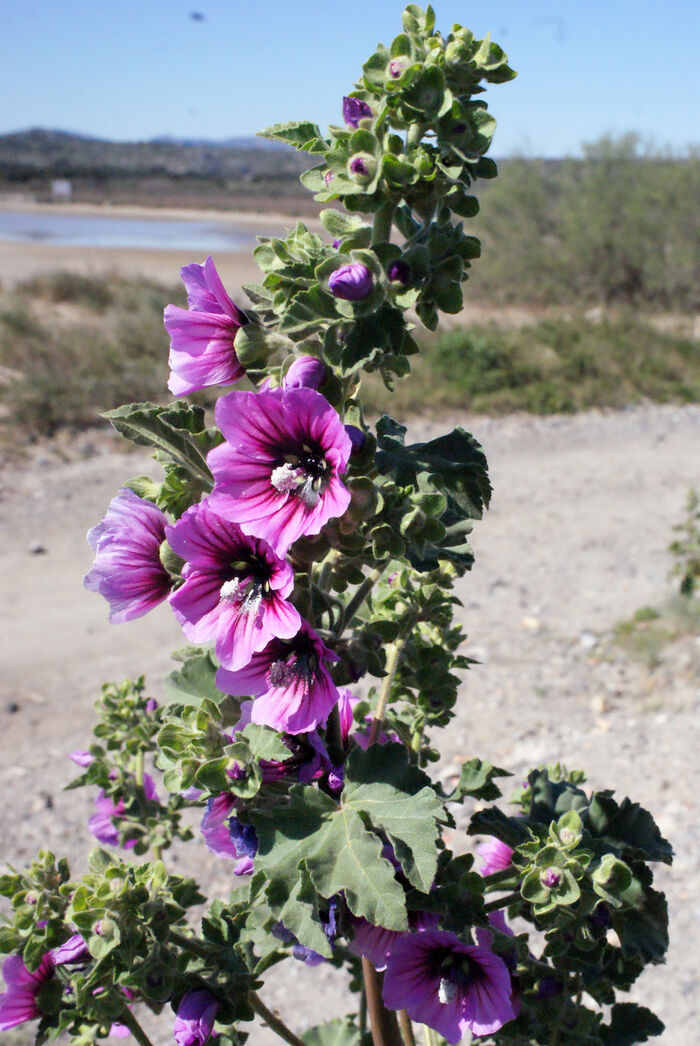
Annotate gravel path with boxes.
[1,403,698,1044]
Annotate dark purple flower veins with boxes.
[435,948,488,1004]
[267,629,324,691]
[270,438,333,509]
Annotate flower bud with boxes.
[541,867,561,888]
[324,170,334,186]
[328,263,374,301]
[388,260,411,286]
[537,976,562,999]
[174,990,220,1046]
[387,56,410,79]
[347,152,377,185]
[283,355,326,391]
[343,96,373,129]
[445,40,472,66]
[345,424,366,454]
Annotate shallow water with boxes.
[0,209,257,251]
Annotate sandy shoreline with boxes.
[0,195,315,290]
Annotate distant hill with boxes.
[0,128,307,181]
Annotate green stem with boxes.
[134,751,144,789]
[483,890,522,913]
[319,549,341,592]
[119,1009,155,1046]
[249,991,307,1046]
[422,1026,439,1046]
[372,202,396,245]
[335,563,389,638]
[406,122,425,148]
[368,638,405,745]
[398,1010,416,1046]
[168,929,211,959]
[482,866,518,888]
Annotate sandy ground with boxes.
[1,403,699,1043]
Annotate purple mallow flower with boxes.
[164,256,247,396]
[69,750,94,767]
[200,794,254,876]
[283,355,326,391]
[0,953,54,1030]
[88,773,159,848]
[216,621,340,735]
[51,934,90,966]
[208,387,352,557]
[84,489,171,624]
[477,836,514,877]
[382,928,517,1042]
[328,263,374,301]
[349,911,440,971]
[343,96,373,128]
[167,499,300,672]
[174,989,220,1046]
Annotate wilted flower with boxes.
[216,621,340,735]
[51,934,90,965]
[208,387,351,557]
[164,256,247,396]
[343,96,373,128]
[84,490,171,624]
[283,355,326,390]
[174,989,220,1046]
[167,499,300,671]
[200,794,254,876]
[88,773,159,848]
[0,953,54,1030]
[382,928,517,1042]
[328,263,374,301]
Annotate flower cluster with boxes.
[85,262,354,737]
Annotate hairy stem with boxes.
[168,928,211,959]
[119,1009,155,1046]
[362,958,403,1046]
[249,991,307,1046]
[372,202,396,245]
[368,639,405,745]
[422,1025,439,1046]
[134,751,144,789]
[406,122,425,147]
[398,1010,417,1046]
[482,866,518,888]
[336,562,389,638]
[483,890,522,913]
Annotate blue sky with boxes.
[4,0,699,156]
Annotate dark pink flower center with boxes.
[270,442,331,508]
